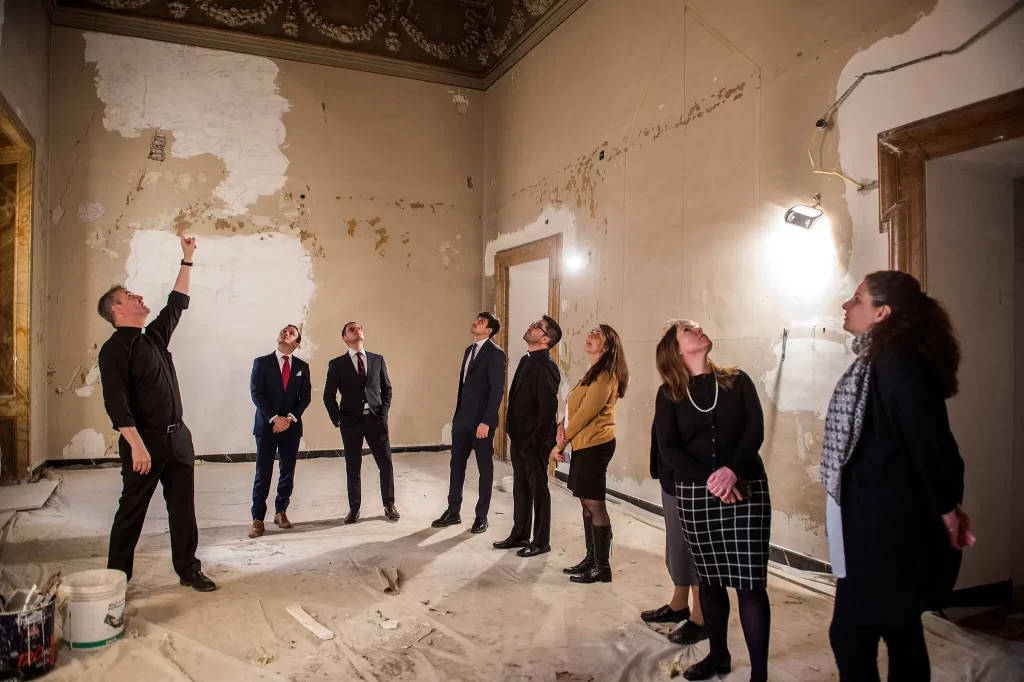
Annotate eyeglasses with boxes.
[530,321,548,333]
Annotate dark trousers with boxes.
[446,427,494,518]
[341,413,395,509]
[251,427,301,521]
[108,425,200,582]
[509,441,550,546]
[830,613,930,681]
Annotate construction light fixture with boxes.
[785,204,824,229]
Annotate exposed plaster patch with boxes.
[77,202,106,223]
[85,229,118,259]
[449,91,470,115]
[125,229,316,454]
[63,428,107,459]
[438,241,459,268]
[50,206,64,225]
[74,365,102,398]
[84,32,291,216]
[484,207,577,277]
[440,423,452,446]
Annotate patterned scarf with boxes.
[820,333,871,505]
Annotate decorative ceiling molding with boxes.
[44,0,591,90]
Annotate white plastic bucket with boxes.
[57,569,127,650]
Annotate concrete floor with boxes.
[2,452,1022,681]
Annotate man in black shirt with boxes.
[494,316,561,557]
[96,230,215,592]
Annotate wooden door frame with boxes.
[878,87,1024,290]
[0,93,35,482]
[492,234,562,462]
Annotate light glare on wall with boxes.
[565,253,585,272]
[784,204,824,229]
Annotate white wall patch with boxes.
[74,365,102,398]
[124,229,316,455]
[63,428,107,459]
[77,202,106,224]
[761,337,851,417]
[484,207,577,277]
[83,32,291,216]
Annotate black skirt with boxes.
[567,439,615,500]
[676,479,771,590]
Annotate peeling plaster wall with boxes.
[478,0,1024,560]
[47,28,483,459]
[0,0,50,469]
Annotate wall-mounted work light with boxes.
[784,204,824,229]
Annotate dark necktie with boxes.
[281,356,291,391]
[357,352,367,384]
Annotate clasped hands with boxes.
[550,424,567,463]
[271,415,294,433]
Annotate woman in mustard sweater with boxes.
[552,324,629,584]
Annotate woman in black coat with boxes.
[823,270,975,681]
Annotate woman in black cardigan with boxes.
[823,271,975,681]
[655,320,771,682]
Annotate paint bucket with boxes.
[56,569,127,650]
[0,597,58,680]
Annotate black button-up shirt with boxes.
[654,370,767,485]
[98,291,189,431]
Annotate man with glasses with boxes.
[494,315,562,557]
[324,322,399,524]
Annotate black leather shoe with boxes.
[683,654,731,680]
[179,570,216,592]
[668,620,708,646]
[431,510,461,528]
[641,604,690,624]
[385,505,400,521]
[493,537,529,550]
[471,517,488,534]
[344,508,360,524]
[517,543,551,557]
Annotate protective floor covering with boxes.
[2,452,1022,681]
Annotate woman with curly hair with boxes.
[654,320,770,681]
[824,271,974,681]
[552,325,628,584]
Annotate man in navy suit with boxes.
[323,322,399,524]
[432,312,506,533]
[248,324,312,539]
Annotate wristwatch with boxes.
[181,259,193,266]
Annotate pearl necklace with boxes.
[687,375,719,413]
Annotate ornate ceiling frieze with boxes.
[50,0,588,87]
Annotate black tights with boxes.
[700,585,771,682]
[579,498,609,526]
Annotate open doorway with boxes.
[0,95,35,482]
[878,88,1024,635]
[492,235,562,462]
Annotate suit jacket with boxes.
[453,339,507,433]
[506,348,560,452]
[250,352,312,436]
[323,350,393,428]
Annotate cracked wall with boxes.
[482,0,1023,559]
[47,28,484,459]
[0,0,50,471]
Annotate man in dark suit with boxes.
[432,312,507,534]
[323,321,399,524]
[248,324,312,539]
[494,315,562,557]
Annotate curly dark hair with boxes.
[580,324,629,398]
[862,270,960,398]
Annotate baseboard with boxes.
[945,580,1015,609]
[45,444,451,469]
[554,469,834,575]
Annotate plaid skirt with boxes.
[676,479,771,590]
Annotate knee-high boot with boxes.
[570,524,612,583]
[563,516,594,575]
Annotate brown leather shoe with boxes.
[248,520,265,538]
[274,512,293,529]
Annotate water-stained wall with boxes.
[47,28,484,460]
[482,0,1024,559]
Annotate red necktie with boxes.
[282,356,291,391]
[357,352,367,384]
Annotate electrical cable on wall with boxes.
[807,0,1023,192]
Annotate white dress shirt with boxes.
[462,338,488,384]
[273,349,297,423]
[348,347,370,409]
